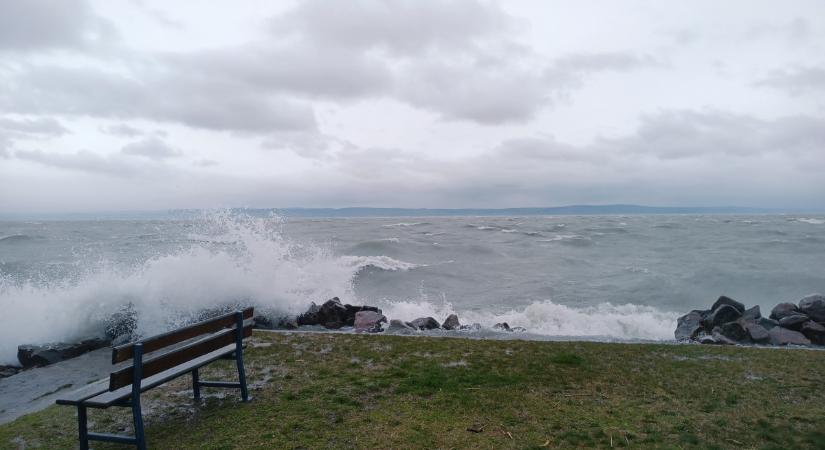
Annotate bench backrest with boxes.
[109,307,254,390]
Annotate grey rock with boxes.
[409,317,440,330]
[354,311,387,333]
[800,320,825,345]
[296,298,382,329]
[17,337,109,369]
[386,319,414,331]
[768,327,811,346]
[0,365,20,379]
[675,311,705,341]
[770,302,799,320]
[698,334,719,345]
[703,304,742,329]
[442,314,461,330]
[741,305,761,321]
[493,322,512,332]
[743,322,770,344]
[714,321,748,342]
[105,303,138,342]
[798,294,825,322]
[511,326,527,332]
[460,323,483,331]
[711,296,745,313]
[710,331,738,345]
[778,314,810,331]
[757,317,779,330]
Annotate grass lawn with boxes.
[2,331,824,449]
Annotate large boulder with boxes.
[743,322,770,344]
[386,319,415,332]
[757,317,779,330]
[711,296,745,314]
[442,314,461,330]
[703,304,742,329]
[768,327,811,346]
[801,321,825,345]
[770,303,799,320]
[798,294,825,322]
[296,298,382,329]
[0,365,20,379]
[354,311,387,333]
[778,314,810,331]
[741,305,761,321]
[409,317,440,330]
[714,321,748,342]
[494,322,512,332]
[675,311,705,341]
[17,337,109,369]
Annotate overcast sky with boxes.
[1,0,824,213]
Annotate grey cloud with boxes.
[744,17,812,42]
[1,64,317,133]
[271,0,514,55]
[121,137,181,159]
[100,124,144,138]
[193,159,218,168]
[0,0,116,51]
[15,149,140,177]
[0,117,68,137]
[755,66,825,96]
[552,52,663,72]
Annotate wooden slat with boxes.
[55,378,110,406]
[109,325,252,390]
[85,344,237,407]
[112,307,253,363]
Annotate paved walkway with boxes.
[0,348,112,425]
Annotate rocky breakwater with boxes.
[675,294,825,346]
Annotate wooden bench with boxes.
[56,307,254,450]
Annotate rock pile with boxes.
[675,294,825,346]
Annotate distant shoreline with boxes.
[3,204,824,221]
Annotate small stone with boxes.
[442,314,461,330]
[798,294,825,322]
[778,314,810,331]
[409,317,440,330]
[711,296,745,313]
[770,302,799,320]
[768,327,811,346]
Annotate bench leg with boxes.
[235,312,250,402]
[192,368,201,400]
[77,405,89,450]
[132,400,146,450]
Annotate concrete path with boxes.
[0,348,112,425]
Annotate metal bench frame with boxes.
[56,309,252,450]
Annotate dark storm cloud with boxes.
[755,65,825,96]
[0,0,115,51]
[121,136,181,159]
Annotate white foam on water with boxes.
[378,299,679,341]
[0,211,416,365]
[795,218,825,225]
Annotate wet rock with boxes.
[344,304,381,326]
[741,305,761,321]
[17,337,109,369]
[698,334,719,345]
[386,319,415,331]
[743,322,770,344]
[768,327,811,346]
[354,311,387,333]
[710,331,738,345]
[801,320,825,345]
[296,298,382,329]
[770,303,799,320]
[493,322,512,332]
[778,314,810,331]
[757,317,779,330]
[711,296,745,314]
[460,323,483,331]
[105,303,138,342]
[714,321,748,342]
[511,326,527,332]
[0,365,20,379]
[442,314,461,330]
[409,317,440,330]
[253,315,275,329]
[798,294,825,322]
[675,311,705,341]
[703,305,742,329]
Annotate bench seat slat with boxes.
[83,343,238,408]
[55,378,111,406]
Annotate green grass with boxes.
[2,332,825,449]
